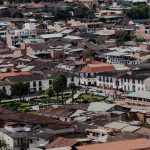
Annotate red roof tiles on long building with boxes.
[0,72,32,80]
[80,63,115,73]
[77,138,150,150]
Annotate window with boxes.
[106,77,109,82]
[99,77,101,81]
[30,139,33,143]
[103,77,105,81]
[95,133,99,137]
[2,87,6,91]
[88,73,91,78]
[116,80,119,86]
[49,80,52,85]
[71,76,74,82]
[132,79,135,84]
[87,131,90,135]
[39,87,42,91]
[21,139,23,144]
[39,81,42,86]
[33,82,36,87]
[110,78,113,83]
[93,132,96,136]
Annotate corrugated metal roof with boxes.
[105,122,129,130]
[125,91,150,99]
[122,125,141,132]
[87,102,116,112]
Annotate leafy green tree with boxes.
[83,49,94,58]
[66,3,75,11]
[96,39,105,45]
[0,0,3,5]
[69,83,76,103]
[126,4,150,19]
[117,31,131,42]
[45,87,54,101]
[11,82,29,101]
[53,74,67,104]
[14,11,23,18]
[54,7,71,20]
[134,37,146,42]
[82,6,94,19]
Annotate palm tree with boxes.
[53,74,67,104]
[69,83,76,103]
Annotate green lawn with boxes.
[0,101,30,112]
[0,93,71,112]
[32,94,71,104]
[76,93,105,103]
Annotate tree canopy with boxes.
[11,82,29,100]
[53,74,67,104]
[69,83,76,103]
[54,4,94,20]
[83,48,94,58]
[126,4,150,19]
[45,87,54,100]
[0,140,11,150]
[117,31,131,42]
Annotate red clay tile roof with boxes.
[26,3,46,9]
[0,108,74,130]
[40,104,89,115]
[77,138,150,150]
[27,42,49,51]
[40,107,78,117]
[62,104,89,111]
[0,50,14,55]
[45,137,78,149]
[0,72,32,80]
[80,63,115,73]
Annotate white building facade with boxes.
[7,23,37,47]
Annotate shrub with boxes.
[83,99,89,103]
